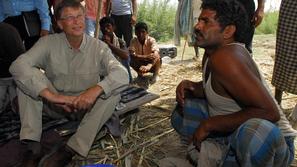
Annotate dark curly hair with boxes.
[201,0,248,43]
[99,17,115,28]
[135,22,148,32]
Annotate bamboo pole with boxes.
[181,36,187,61]
[94,0,102,38]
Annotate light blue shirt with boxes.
[0,0,51,31]
[111,0,132,15]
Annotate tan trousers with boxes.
[17,88,120,157]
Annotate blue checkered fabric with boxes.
[171,99,295,166]
[171,98,208,137]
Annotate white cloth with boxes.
[111,0,132,15]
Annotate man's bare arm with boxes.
[253,0,265,27]
[39,88,76,112]
[107,43,129,60]
[131,0,137,25]
[176,80,205,107]
[72,85,104,111]
[193,46,280,144]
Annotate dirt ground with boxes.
[72,34,297,167]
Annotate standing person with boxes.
[272,0,297,105]
[100,16,133,82]
[175,0,202,58]
[85,0,109,37]
[107,0,137,47]
[159,0,296,166]
[237,0,265,53]
[0,0,51,50]
[0,22,25,114]
[9,0,128,166]
[129,22,161,84]
[192,0,202,58]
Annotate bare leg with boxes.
[150,57,161,84]
[275,88,283,105]
[152,57,161,77]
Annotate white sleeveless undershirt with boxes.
[202,43,297,136]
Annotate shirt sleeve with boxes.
[34,0,51,31]
[9,37,52,99]
[97,44,129,97]
[150,36,159,52]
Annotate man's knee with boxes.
[232,118,285,165]
[233,118,282,147]
[171,98,208,137]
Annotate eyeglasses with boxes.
[60,14,84,22]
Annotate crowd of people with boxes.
[0,0,297,166]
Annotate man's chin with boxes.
[72,31,84,37]
[195,42,206,48]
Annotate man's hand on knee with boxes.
[73,85,103,111]
[40,88,76,112]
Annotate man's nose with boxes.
[105,27,110,32]
[194,21,202,31]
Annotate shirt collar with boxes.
[62,32,87,53]
[139,35,149,46]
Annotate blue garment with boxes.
[171,98,295,166]
[85,17,103,39]
[85,17,96,37]
[0,0,51,31]
[121,56,132,83]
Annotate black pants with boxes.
[111,14,133,47]
[4,15,40,50]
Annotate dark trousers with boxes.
[4,15,39,50]
[111,14,133,47]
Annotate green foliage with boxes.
[137,0,176,42]
[255,11,279,35]
[137,1,279,40]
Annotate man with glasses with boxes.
[9,0,128,166]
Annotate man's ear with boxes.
[223,25,236,39]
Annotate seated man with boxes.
[0,22,25,114]
[129,22,161,84]
[160,0,297,166]
[99,16,133,82]
[9,0,128,166]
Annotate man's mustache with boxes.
[194,29,203,38]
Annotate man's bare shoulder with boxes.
[210,44,252,78]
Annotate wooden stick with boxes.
[132,117,169,133]
[113,129,174,163]
[181,36,188,61]
[94,0,102,38]
[124,154,132,167]
[109,134,120,160]
[137,147,146,167]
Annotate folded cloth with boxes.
[171,98,208,137]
